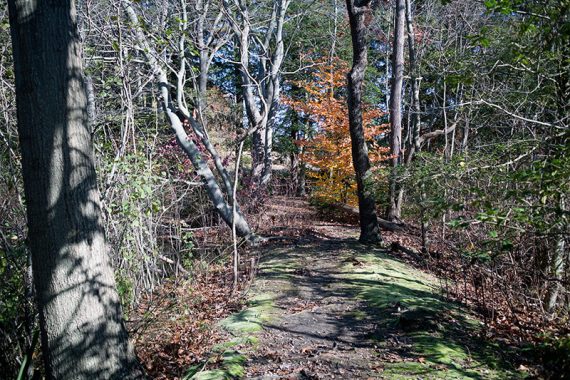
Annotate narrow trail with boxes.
[245,234,383,379]
[199,197,522,379]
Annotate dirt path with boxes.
[245,234,382,379]
[191,198,523,379]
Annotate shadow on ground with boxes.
[192,228,524,379]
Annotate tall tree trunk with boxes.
[198,50,210,118]
[7,1,143,378]
[546,194,567,312]
[290,115,307,197]
[420,182,430,255]
[290,122,300,195]
[404,0,421,164]
[251,121,268,182]
[392,0,422,221]
[387,0,406,221]
[261,102,277,186]
[346,0,382,244]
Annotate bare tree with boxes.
[188,0,231,122]
[120,0,255,241]
[404,0,421,163]
[224,0,291,186]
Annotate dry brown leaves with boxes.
[382,228,570,351]
[128,265,244,379]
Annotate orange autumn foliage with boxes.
[285,60,389,206]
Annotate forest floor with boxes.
[182,197,528,380]
[129,196,534,379]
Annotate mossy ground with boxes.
[345,247,523,379]
[189,222,525,379]
[187,259,285,379]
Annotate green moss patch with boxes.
[188,238,526,379]
[220,294,276,335]
[343,247,525,379]
[186,350,246,380]
[187,286,277,379]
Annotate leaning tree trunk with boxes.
[7,0,143,378]
[346,0,382,244]
[121,0,253,241]
[387,0,406,221]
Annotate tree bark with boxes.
[252,122,268,181]
[261,105,276,185]
[387,0,406,221]
[7,0,143,378]
[404,0,421,164]
[346,0,382,244]
[546,194,567,312]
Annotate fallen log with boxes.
[330,203,407,232]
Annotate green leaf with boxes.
[484,0,497,9]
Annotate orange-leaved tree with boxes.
[285,59,388,206]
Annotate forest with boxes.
[0,0,568,378]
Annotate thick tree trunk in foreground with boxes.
[346,0,382,244]
[387,0,406,221]
[7,1,143,378]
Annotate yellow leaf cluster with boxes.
[285,59,389,206]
